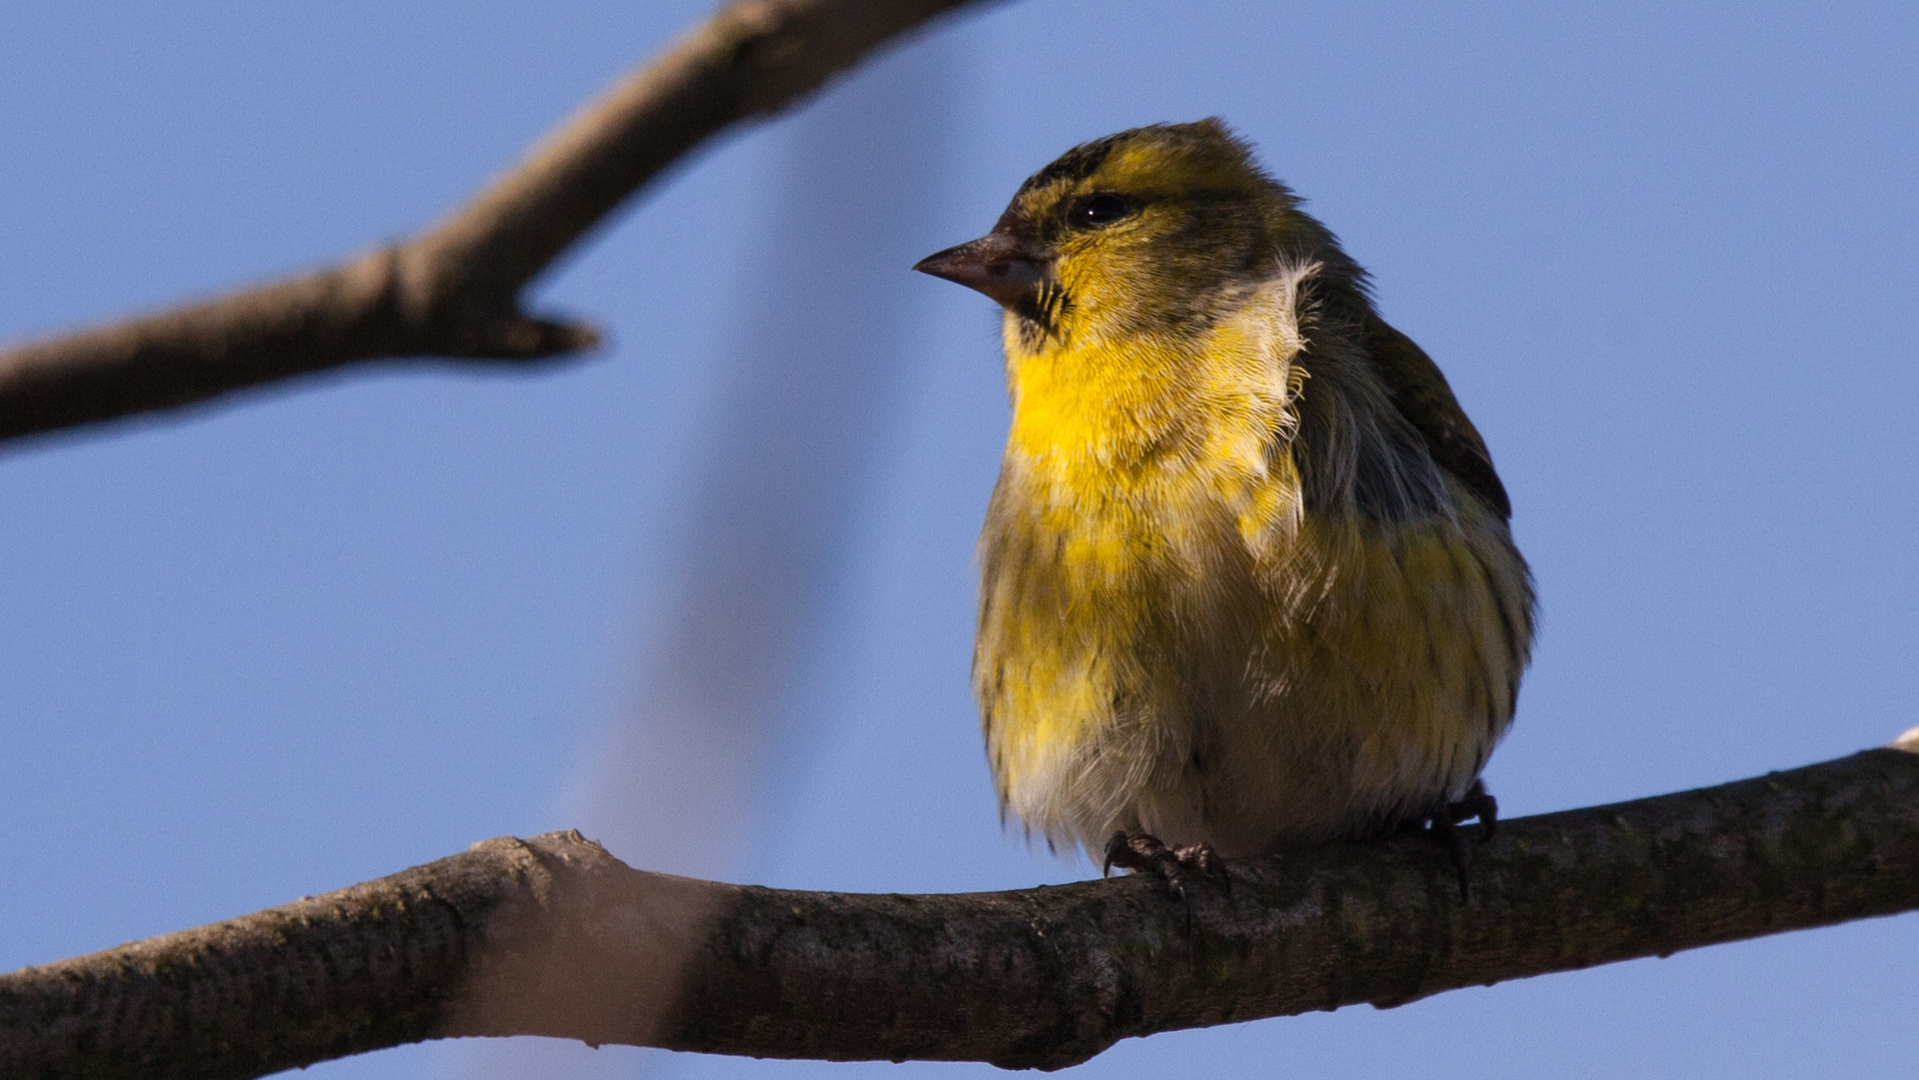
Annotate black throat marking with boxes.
[1015,280,1073,350]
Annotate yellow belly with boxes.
[974,284,1531,859]
[976,459,1529,860]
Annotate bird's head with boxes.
[916,119,1348,352]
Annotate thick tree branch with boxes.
[6,746,1918,1079]
[0,0,999,445]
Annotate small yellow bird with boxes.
[916,120,1534,896]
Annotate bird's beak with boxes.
[913,228,1047,307]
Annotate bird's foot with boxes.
[1425,780,1498,900]
[1103,832,1230,928]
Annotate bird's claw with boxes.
[1103,832,1230,928]
[1428,780,1499,900]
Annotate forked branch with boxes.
[0,0,1000,445]
[6,746,1918,1079]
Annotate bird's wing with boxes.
[1361,315,1512,520]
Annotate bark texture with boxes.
[5,748,1918,1079]
[0,0,999,445]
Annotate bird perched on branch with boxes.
[915,120,1533,900]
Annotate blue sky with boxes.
[2,2,1916,1077]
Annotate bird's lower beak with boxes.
[913,230,1047,307]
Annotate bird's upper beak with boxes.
[913,227,1047,307]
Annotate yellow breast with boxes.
[977,282,1306,842]
[974,274,1529,857]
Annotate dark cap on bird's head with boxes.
[915,120,1510,519]
[914,120,1354,341]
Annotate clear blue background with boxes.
[2,2,1916,1077]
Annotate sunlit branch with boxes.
[0,0,1002,446]
[5,746,1917,1079]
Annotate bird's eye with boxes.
[1074,193,1133,227]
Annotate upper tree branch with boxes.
[0,0,999,445]
[6,746,1919,1079]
